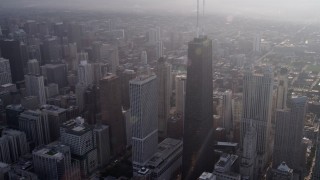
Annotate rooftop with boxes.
[147,138,182,168]
[61,117,92,136]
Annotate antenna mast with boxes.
[196,0,200,38]
[202,0,205,35]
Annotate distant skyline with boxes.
[1,0,320,22]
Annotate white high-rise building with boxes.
[130,75,158,171]
[156,58,172,138]
[240,125,257,180]
[276,67,288,109]
[25,75,46,105]
[175,74,186,115]
[141,50,148,65]
[241,67,274,174]
[78,60,93,86]
[27,59,40,75]
[0,58,12,85]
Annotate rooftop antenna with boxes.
[196,0,200,38]
[202,0,205,35]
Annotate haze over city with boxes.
[0,0,320,180]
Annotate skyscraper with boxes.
[241,67,274,174]
[240,125,257,180]
[118,69,136,110]
[78,60,94,86]
[94,124,111,167]
[130,74,158,171]
[276,67,288,109]
[155,58,172,138]
[33,142,80,180]
[25,74,46,105]
[312,126,320,180]
[175,74,186,115]
[273,96,307,170]
[183,36,214,180]
[0,58,12,85]
[42,36,61,64]
[27,59,40,75]
[141,51,148,65]
[2,129,29,163]
[100,75,126,156]
[60,117,98,177]
[40,105,67,141]
[0,40,25,83]
[221,90,232,133]
[18,110,50,148]
[43,64,68,88]
[156,41,163,60]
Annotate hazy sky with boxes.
[1,0,320,21]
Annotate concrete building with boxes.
[94,124,111,167]
[273,96,307,170]
[60,117,98,177]
[221,90,232,134]
[25,74,46,105]
[19,110,51,148]
[175,74,186,115]
[0,136,12,163]
[199,172,217,180]
[33,141,80,180]
[0,58,12,85]
[78,60,94,87]
[276,67,288,109]
[213,154,241,180]
[231,94,242,143]
[267,162,293,180]
[156,41,163,60]
[240,125,257,180]
[155,58,172,138]
[2,129,29,163]
[241,67,274,173]
[312,126,320,180]
[6,104,25,129]
[141,50,148,64]
[27,59,40,75]
[130,74,158,171]
[40,105,67,141]
[183,36,214,180]
[144,138,182,179]
[42,64,68,88]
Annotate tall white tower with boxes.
[129,74,158,171]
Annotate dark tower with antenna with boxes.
[182,0,214,179]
